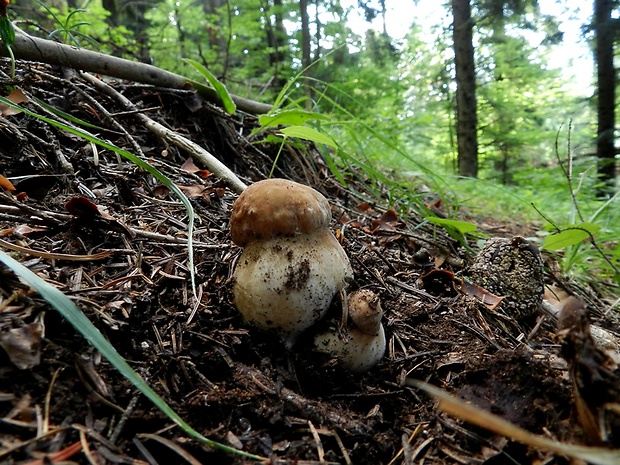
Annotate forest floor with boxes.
[0,60,619,465]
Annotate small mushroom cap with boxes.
[230,178,332,247]
[348,289,383,335]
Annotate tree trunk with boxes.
[452,0,478,178]
[594,0,616,195]
[263,0,288,89]
[380,0,387,35]
[313,0,322,62]
[299,0,313,107]
[101,0,155,63]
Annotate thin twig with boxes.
[35,68,145,158]
[79,71,247,194]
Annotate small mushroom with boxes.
[314,289,386,373]
[230,178,353,348]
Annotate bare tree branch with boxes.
[2,26,273,115]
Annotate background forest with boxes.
[7,0,619,277]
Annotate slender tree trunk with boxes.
[101,0,154,63]
[594,0,616,195]
[313,0,322,62]
[262,0,288,89]
[380,0,387,35]
[299,0,313,107]
[203,0,227,50]
[452,0,478,178]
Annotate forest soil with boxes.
[0,60,618,465]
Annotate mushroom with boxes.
[230,178,353,348]
[314,289,386,373]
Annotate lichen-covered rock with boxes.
[466,236,544,319]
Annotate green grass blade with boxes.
[0,250,265,461]
[426,217,478,235]
[258,109,331,129]
[0,96,197,297]
[183,59,236,115]
[280,126,337,148]
[33,97,109,131]
[542,224,601,251]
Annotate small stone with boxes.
[466,236,544,319]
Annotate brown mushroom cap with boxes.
[348,289,383,335]
[230,178,332,247]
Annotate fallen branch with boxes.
[2,26,273,115]
[79,71,247,194]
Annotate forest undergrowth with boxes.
[0,55,618,465]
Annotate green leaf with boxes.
[542,223,601,251]
[183,59,236,115]
[258,109,330,129]
[280,126,337,148]
[0,250,264,461]
[425,217,478,235]
[0,17,15,46]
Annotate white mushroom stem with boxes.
[314,325,386,374]
[233,228,353,348]
[314,289,386,373]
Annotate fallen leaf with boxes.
[0,174,15,191]
[420,269,458,296]
[0,88,29,117]
[357,202,372,212]
[13,224,49,236]
[181,157,200,173]
[0,322,43,370]
[179,184,208,198]
[65,196,135,238]
[181,157,211,178]
[65,195,101,217]
[370,209,402,233]
[455,278,505,310]
[420,269,505,308]
[15,175,59,200]
[152,185,170,199]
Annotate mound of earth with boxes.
[0,58,619,464]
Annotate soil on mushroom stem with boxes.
[0,61,615,464]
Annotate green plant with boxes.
[254,63,455,217]
[0,0,15,79]
[184,58,237,114]
[539,132,620,286]
[38,0,99,47]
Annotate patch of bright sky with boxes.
[341,0,594,95]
